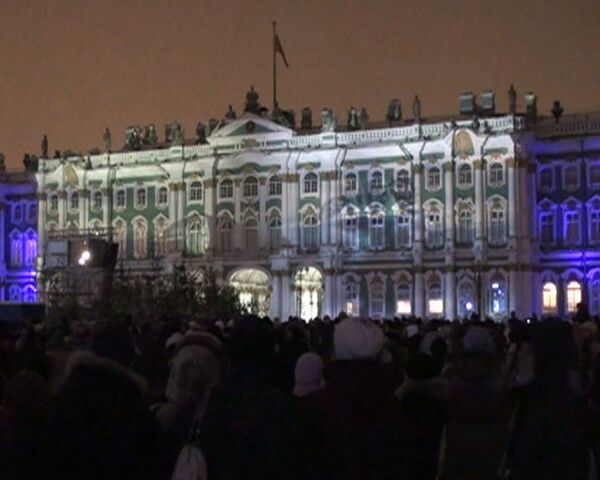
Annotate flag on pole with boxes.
[274,34,289,68]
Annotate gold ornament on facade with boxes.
[64,164,79,186]
[453,130,475,158]
[473,158,485,170]
[413,164,424,174]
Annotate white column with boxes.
[413,164,423,245]
[444,268,456,319]
[444,162,454,246]
[102,188,110,232]
[204,179,216,253]
[177,183,185,251]
[509,268,519,315]
[321,173,330,245]
[334,273,343,317]
[58,191,66,229]
[36,193,47,262]
[168,183,178,251]
[258,178,268,249]
[528,163,538,241]
[323,269,334,317]
[288,174,299,248]
[233,179,243,250]
[414,268,424,318]
[269,272,281,319]
[281,271,291,321]
[329,173,339,246]
[281,174,290,247]
[79,189,87,230]
[508,158,517,239]
[474,159,484,245]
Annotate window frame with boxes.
[426,166,442,191]
[303,172,319,195]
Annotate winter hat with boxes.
[293,352,324,398]
[334,318,385,360]
[462,326,495,355]
[165,345,221,403]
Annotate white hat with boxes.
[334,318,385,360]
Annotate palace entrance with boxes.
[229,268,271,317]
[294,266,323,320]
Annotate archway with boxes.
[229,268,271,317]
[294,266,323,320]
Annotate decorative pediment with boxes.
[453,130,475,157]
[208,113,295,148]
[64,164,79,186]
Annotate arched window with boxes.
[396,212,411,248]
[49,193,58,213]
[116,189,126,209]
[540,211,555,245]
[302,215,319,251]
[489,163,504,185]
[457,282,475,318]
[369,209,385,250]
[542,282,557,315]
[458,164,472,187]
[10,232,22,267]
[113,220,126,259]
[245,218,258,251]
[370,171,384,193]
[345,173,357,194]
[426,167,441,190]
[345,281,359,316]
[303,172,318,194]
[220,218,233,252]
[269,175,282,196]
[155,217,168,256]
[69,191,79,211]
[589,201,600,243]
[219,179,233,199]
[425,206,443,248]
[565,209,580,245]
[396,170,410,192]
[243,177,258,198]
[187,219,204,256]
[428,282,443,316]
[133,219,147,259]
[157,186,169,207]
[489,205,506,246]
[396,283,412,315]
[370,279,385,318]
[563,165,579,190]
[93,191,103,211]
[269,217,281,251]
[24,232,37,267]
[566,281,582,314]
[135,188,146,209]
[189,181,203,202]
[343,207,359,250]
[490,278,507,316]
[8,285,21,302]
[457,208,474,244]
[22,285,36,303]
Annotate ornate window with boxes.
[489,277,506,316]
[243,177,258,198]
[564,209,581,245]
[396,170,410,192]
[488,204,506,246]
[457,281,475,318]
[344,281,359,317]
[245,218,258,251]
[369,278,385,318]
[457,163,472,187]
[69,191,79,212]
[269,217,281,251]
[539,167,554,192]
[10,231,22,267]
[219,179,233,199]
[24,231,36,267]
[135,188,147,209]
[396,283,412,315]
[566,280,582,314]
[189,181,203,202]
[133,219,147,259]
[302,215,319,251]
[563,165,579,190]
[116,189,126,209]
[427,281,443,316]
[369,208,385,250]
[370,171,384,194]
[344,173,357,195]
[269,175,282,196]
[589,164,600,189]
[154,216,168,256]
[425,205,443,248]
[187,218,205,256]
[395,212,411,248]
[28,204,36,220]
[8,285,21,303]
[157,186,169,207]
[303,172,318,194]
[92,191,103,211]
[113,219,126,259]
[219,218,234,253]
[542,282,558,315]
[49,193,58,214]
[343,207,359,251]
[426,166,441,191]
[489,163,504,186]
[540,211,555,245]
[457,208,474,245]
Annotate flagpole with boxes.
[272,21,277,110]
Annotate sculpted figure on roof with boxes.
[244,85,261,114]
[321,108,337,133]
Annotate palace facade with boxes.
[30,93,600,320]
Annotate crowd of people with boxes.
[0,305,600,479]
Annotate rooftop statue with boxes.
[0,153,5,172]
[224,105,237,123]
[525,92,538,125]
[472,115,480,132]
[125,126,142,150]
[208,118,220,135]
[41,134,48,158]
[412,95,422,123]
[143,124,158,147]
[23,153,39,172]
[386,99,402,125]
[320,108,337,133]
[359,108,369,130]
[347,106,359,130]
[165,123,184,145]
[508,84,517,115]
[244,85,261,114]
[196,122,207,144]
[272,106,295,128]
[103,127,112,153]
[301,107,313,129]
[552,100,564,123]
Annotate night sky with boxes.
[1,0,599,169]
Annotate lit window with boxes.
[564,165,579,190]
[370,280,385,317]
[24,233,37,267]
[542,282,557,315]
[370,171,384,193]
[458,164,472,187]
[489,206,506,246]
[269,217,281,251]
[243,177,258,198]
[345,282,359,316]
[345,173,357,194]
[396,170,410,192]
[490,279,506,316]
[93,191,103,210]
[490,163,504,185]
[269,176,282,196]
[539,167,553,191]
[458,283,475,318]
[158,187,169,207]
[566,281,582,314]
[565,210,580,245]
[427,167,441,190]
[245,218,258,251]
[343,208,359,250]
[396,213,411,248]
[369,211,385,250]
[458,209,474,244]
[426,208,443,248]
[303,172,318,194]
[302,215,319,251]
[10,233,22,267]
[396,283,411,315]
[189,182,203,202]
[428,283,443,316]
[540,212,555,245]
[220,179,233,199]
